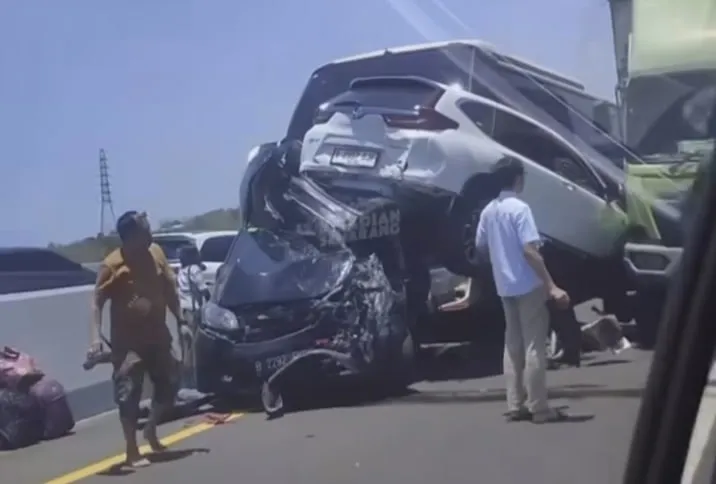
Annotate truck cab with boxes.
[609,0,715,344]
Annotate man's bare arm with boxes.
[91,265,112,345]
[523,243,556,291]
[515,205,557,291]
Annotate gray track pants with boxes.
[501,286,550,415]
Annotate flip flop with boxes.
[531,408,569,424]
[504,408,533,422]
[125,457,151,468]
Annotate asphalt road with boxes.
[1,343,652,484]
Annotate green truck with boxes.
[609,0,715,344]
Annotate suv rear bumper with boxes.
[305,170,456,216]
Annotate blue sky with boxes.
[0,0,615,246]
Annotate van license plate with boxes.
[255,350,307,377]
[330,148,378,168]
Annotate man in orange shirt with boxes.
[89,211,184,468]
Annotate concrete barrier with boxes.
[0,271,97,296]
[0,286,182,421]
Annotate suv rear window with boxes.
[152,237,196,261]
[286,44,476,141]
[328,78,440,111]
[199,235,235,263]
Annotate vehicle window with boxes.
[552,157,596,192]
[199,235,236,263]
[0,250,83,272]
[328,81,439,111]
[628,75,716,158]
[286,44,483,141]
[152,237,196,261]
[218,228,351,306]
[493,62,633,160]
[508,81,575,133]
[460,101,496,135]
[492,109,599,194]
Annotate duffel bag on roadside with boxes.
[29,377,75,440]
[0,388,44,450]
[0,346,44,390]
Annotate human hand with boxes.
[87,340,103,358]
[129,296,152,316]
[549,285,570,310]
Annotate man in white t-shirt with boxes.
[475,157,570,424]
[176,246,210,390]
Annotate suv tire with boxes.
[440,193,491,277]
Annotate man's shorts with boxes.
[112,346,179,418]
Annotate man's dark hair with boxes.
[491,156,525,191]
[179,246,201,268]
[116,210,141,242]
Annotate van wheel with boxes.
[381,331,417,392]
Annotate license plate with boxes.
[254,350,307,377]
[330,148,378,168]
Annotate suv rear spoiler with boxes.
[349,75,445,91]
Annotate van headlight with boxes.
[202,302,240,331]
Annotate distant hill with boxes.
[52,208,241,263]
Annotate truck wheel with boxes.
[634,290,665,349]
[633,288,664,349]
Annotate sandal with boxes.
[532,408,569,424]
[504,408,533,422]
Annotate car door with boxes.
[489,105,621,258]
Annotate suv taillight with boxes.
[313,108,333,125]
[383,108,458,131]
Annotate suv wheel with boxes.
[440,195,490,277]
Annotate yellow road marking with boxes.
[45,412,244,484]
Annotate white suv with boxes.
[152,231,237,288]
[300,76,629,301]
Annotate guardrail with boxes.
[0,285,181,420]
[0,270,97,296]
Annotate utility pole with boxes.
[607,0,633,139]
[99,149,116,237]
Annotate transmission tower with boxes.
[99,149,116,236]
